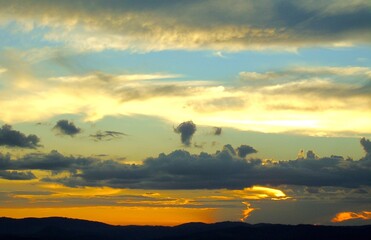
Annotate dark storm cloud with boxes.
[236,145,257,158]
[0,124,40,148]
[174,121,196,146]
[213,127,222,136]
[0,170,36,180]
[90,131,128,141]
[2,138,371,189]
[53,120,81,136]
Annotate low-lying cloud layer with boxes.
[1,139,370,189]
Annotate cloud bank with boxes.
[1,139,370,189]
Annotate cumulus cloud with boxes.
[0,124,40,148]
[0,0,370,51]
[236,145,257,158]
[0,63,370,136]
[90,131,128,141]
[174,121,197,146]
[53,120,81,136]
[2,138,370,189]
[360,137,371,155]
[222,144,236,156]
[306,150,318,160]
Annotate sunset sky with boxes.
[0,0,370,226]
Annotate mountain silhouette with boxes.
[0,217,369,240]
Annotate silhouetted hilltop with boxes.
[0,217,370,240]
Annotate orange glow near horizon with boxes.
[0,206,216,226]
[331,211,371,223]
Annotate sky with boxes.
[0,0,370,226]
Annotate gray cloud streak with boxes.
[0,170,36,180]
[90,131,128,141]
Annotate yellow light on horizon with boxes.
[0,206,216,226]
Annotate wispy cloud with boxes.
[90,131,128,141]
[240,202,257,222]
[0,61,370,136]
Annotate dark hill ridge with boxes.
[0,217,370,240]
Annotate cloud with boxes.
[360,137,371,155]
[1,64,370,136]
[331,211,371,222]
[236,145,257,158]
[0,0,370,52]
[174,121,197,146]
[90,131,128,141]
[240,202,257,222]
[233,186,288,200]
[222,144,236,156]
[1,150,94,171]
[1,138,369,190]
[306,150,318,160]
[0,170,36,180]
[0,124,40,148]
[213,127,222,136]
[53,120,81,136]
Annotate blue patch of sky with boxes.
[297,46,371,68]
[35,46,370,81]
[0,22,62,50]
[9,23,365,84]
